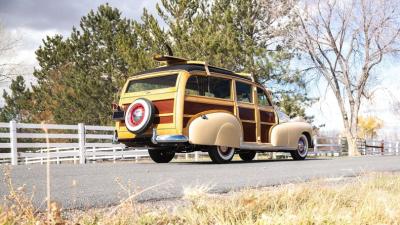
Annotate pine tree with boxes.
[154,0,309,119]
[33,4,153,125]
[0,76,32,122]
[4,2,310,124]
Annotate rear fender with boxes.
[188,111,242,148]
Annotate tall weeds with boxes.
[1,172,400,225]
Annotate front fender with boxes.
[188,112,242,148]
[271,122,313,148]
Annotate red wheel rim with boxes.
[128,103,145,127]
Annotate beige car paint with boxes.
[188,111,313,151]
[188,112,242,148]
[271,121,313,149]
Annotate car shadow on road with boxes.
[173,158,330,165]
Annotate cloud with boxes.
[0,0,159,31]
[0,0,160,104]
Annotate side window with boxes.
[208,77,231,99]
[257,87,272,106]
[185,75,231,100]
[185,76,202,96]
[236,81,253,103]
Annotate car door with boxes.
[235,81,257,143]
[256,87,276,143]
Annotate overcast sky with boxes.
[0,0,158,30]
[0,0,158,72]
[0,0,399,134]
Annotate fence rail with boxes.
[3,147,208,165]
[1,121,399,165]
[313,136,400,156]
[0,121,120,165]
[312,136,342,156]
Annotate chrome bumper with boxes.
[151,128,188,144]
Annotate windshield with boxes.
[275,106,290,123]
[125,74,178,93]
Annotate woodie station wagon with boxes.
[112,55,313,163]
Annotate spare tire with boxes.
[124,98,155,134]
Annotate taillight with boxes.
[112,103,119,111]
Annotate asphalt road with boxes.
[1,156,400,209]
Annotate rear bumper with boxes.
[114,128,188,146]
[151,128,188,144]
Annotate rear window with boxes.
[125,74,178,93]
[185,75,231,99]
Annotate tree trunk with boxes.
[345,131,360,156]
[349,105,361,156]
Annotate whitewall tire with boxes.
[125,98,155,134]
[208,146,235,163]
[290,134,309,160]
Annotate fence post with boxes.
[92,147,96,163]
[56,148,60,164]
[10,120,18,165]
[195,151,199,161]
[313,136,318,156]
[73,148,77,164]
[78,123,86,164]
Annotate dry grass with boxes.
[2,172,400,225]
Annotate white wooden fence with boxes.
[0,121,122,165]
[312,136,400,156]
[0,121,209,165]
[1,121,399,165]
[20,148,206,165]
[312,136,342,156]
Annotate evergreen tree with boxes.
[33,5,152,125]
[3,1,311,124]
[0,76,32,122]
[153,0,309,119]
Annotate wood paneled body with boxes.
[238,107,255,121]
[260,110,275,123]
[259,109,275,143]
[237,106,257,142]
[242,122,257,142]
[184,101,234,116]
[123,98,174,125]
[183,99,234,128]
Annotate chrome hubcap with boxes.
[217,146,234,160]
[219,146,230,155]
[297,137,308,157]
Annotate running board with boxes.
[240,143,296,151]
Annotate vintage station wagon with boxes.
[112,55,313,163]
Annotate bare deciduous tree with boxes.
[0,23,19,82]
[297,0,400,155]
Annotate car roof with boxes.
[134,63,254,82]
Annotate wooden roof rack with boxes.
[153,55,188,65]
[152,55,255,82]
[236,72,255,82]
